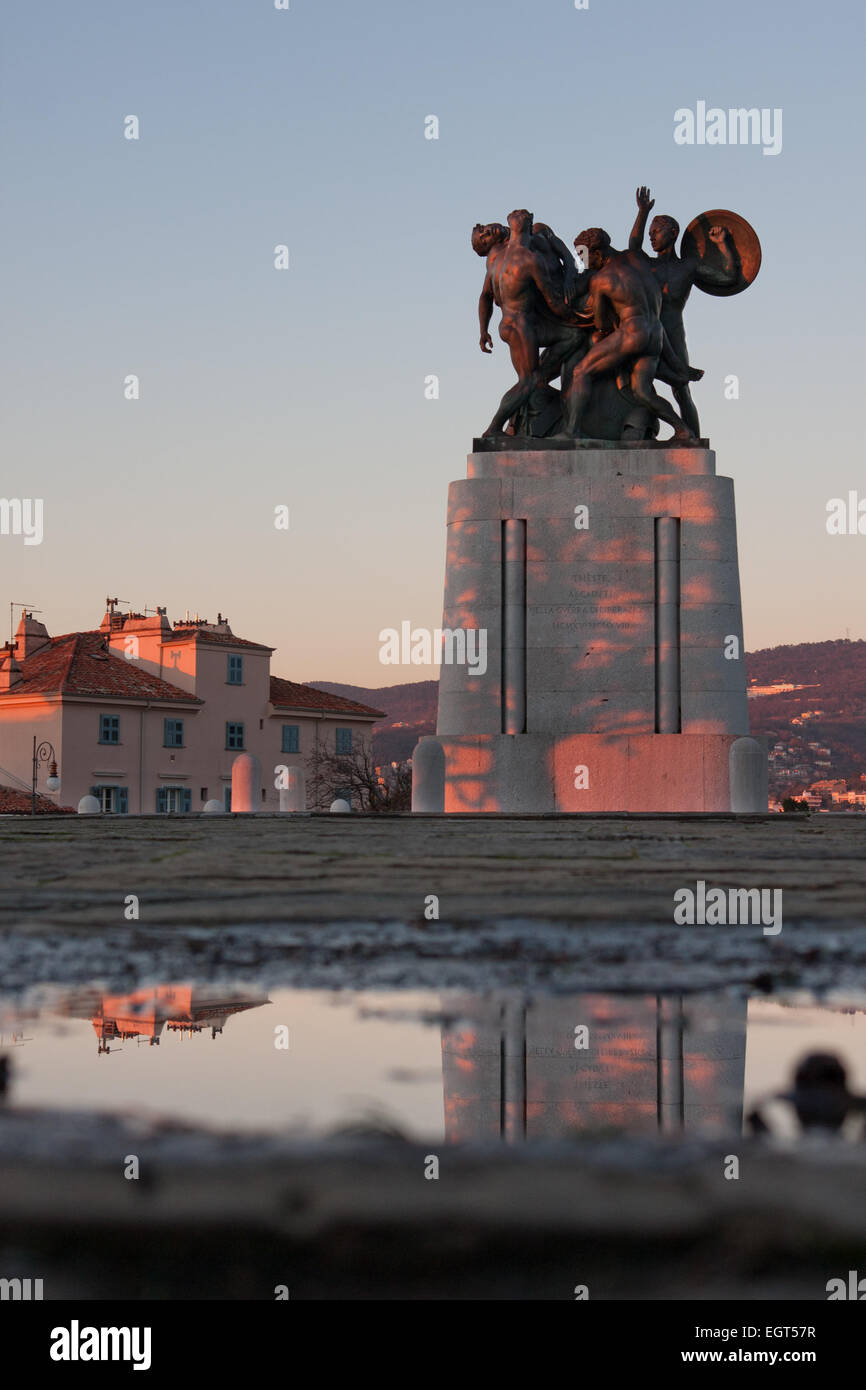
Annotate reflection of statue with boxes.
[629,186,738,436]
[561,228,698,441]
[441,993,747,1141]
[477,209,589,437]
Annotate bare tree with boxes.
[305,738,412,813]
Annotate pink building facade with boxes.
[0,608,383,813]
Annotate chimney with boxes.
[0,642,23,690]
[14,612,50,660]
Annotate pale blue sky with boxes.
[2,0,863,682]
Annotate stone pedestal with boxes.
[412,440,767,813]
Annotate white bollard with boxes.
[411,738,444,812]
[77,795,101,815]
[279,766,306,812]
[729,737,768,813]
[231,752,262,813]
[202,799,225,815]
[329,798,351,813]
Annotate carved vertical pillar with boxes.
[655,517,681,733]
[502,519,526,735]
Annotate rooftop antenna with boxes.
[105,597,129,630]
[10,602,41,646]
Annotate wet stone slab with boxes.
[0,813,864,993]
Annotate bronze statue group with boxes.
[473,187,759,443]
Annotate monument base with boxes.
[413,441,768,816]
[412,733,767,814]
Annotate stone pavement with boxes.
[1,811,864,993]
[2,812,864,929]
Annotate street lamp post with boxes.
[31,737,60,816]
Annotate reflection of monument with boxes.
[412,189,767,812]
[441,994,747,1142]
[55,984,270,1054]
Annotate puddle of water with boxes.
[1,984,865,1141]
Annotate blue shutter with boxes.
[183,789,192,812]
[156,788,166,813]
[118,788,129,814]
[227,654,243,684]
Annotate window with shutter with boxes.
[227,654,243,684]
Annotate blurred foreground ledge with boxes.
[0,1107,863,1300]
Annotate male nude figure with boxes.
[475,209,589,436]
[561,227,696,441]
[473,219,582,354]
[628,186,739,436]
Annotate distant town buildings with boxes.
[0,605,384,813]
[765,731,866,811]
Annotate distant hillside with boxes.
[309,640,866,777]
[746,639,866,694]
[307,680,438,763]
[745,639,866,782]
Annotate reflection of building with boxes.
[55,984,270,1054]
[441,994,747,1141]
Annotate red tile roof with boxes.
[1,633,201,704]
[270,676,384,718]
[0,785,75,815]
[169,628,273,651]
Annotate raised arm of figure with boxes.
[629,185,655,252]
[693,226,740,287]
